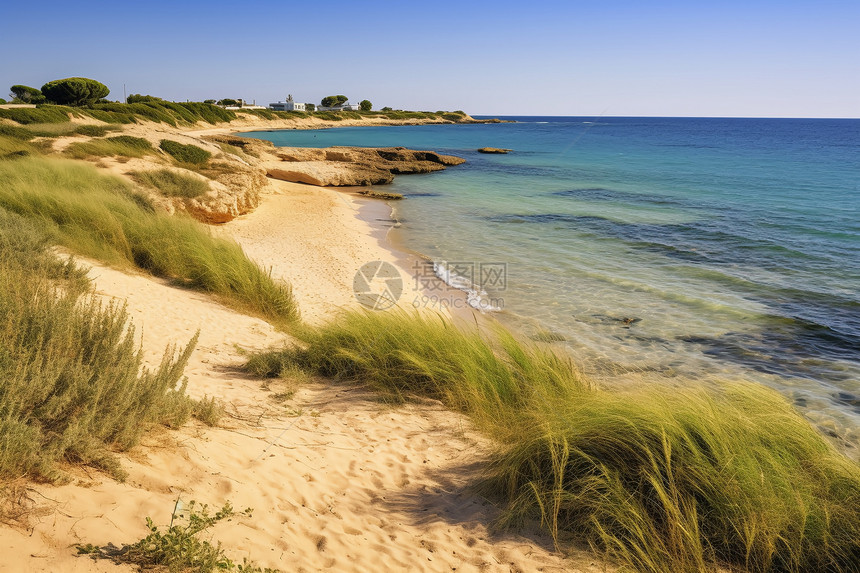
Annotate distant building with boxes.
[269,94,306,112]
[318,101,360,111]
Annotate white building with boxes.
[269,94,306,112]
[318,102,361,111]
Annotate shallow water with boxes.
[243,117,860,454]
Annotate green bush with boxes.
[131,168,210,198]
[359,99,372,112]
[160,139,212,165]
[0,157,299,325]
[41,77,109,106]
[0,209,197,481]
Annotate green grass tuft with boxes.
[131,168,210,198]
[160,139,212,165]
[0,157,299,326]
[65,135,154,159]
[248,310,860,573]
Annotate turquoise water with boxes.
[243,117,860,452]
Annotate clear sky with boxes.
[2,0,858,117]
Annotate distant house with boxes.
[317,100,361,112]
[269,94,306,112]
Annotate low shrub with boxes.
[160,139,212,165]
[0,209,197,481]
[78,500,277,572]
[0,105,77,124]
[73,124,119,137]
[131,168,210,198]
[312,111,343,121]
[65,135,153,159]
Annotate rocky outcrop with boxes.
[478,147,512,154]
[268,164,394,187]
[266,146,465,187]
[203,134,275,158]
[181,165,266,223]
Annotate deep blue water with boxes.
[243,116,860,452]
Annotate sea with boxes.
[242,116,860,455]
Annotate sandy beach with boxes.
[0,122,604,571]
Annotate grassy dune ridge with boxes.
[0,101,468,129]
[249,311,860,573]
[0,157,298,325]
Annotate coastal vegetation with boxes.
[131,168,211,198]
[79,500,278,573]
[248,310,860,573]
[159,139,212,165]
[0,157,299,325]
[65,135,154,159]
[0,209,198,481]
[40,77,110,106]
[9,85,45,104]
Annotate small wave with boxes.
[433,261,502,312]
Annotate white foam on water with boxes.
[433,261,502,312]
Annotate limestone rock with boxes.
[267,146,465,187]
[478,147,512,154]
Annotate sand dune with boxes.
[0,176,605,571]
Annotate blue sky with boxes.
[2,0,858,117]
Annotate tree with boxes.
[359,99,372,112]
[203,99,216,104]
[320,95,348,108]
[9,85,45,104]
[305,103,316,112]
[217,98,239,107]
[381,106,393,111]
[41,77,109,106]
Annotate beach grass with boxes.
[248,310,860,573]
[0,209,197,481]
[0,102,237,128]
[65,135,154,159]
[160,139,212,165]
[131,168,210,198]
[0,157,299,326]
